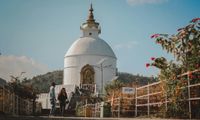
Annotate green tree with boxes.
[148,18,200,118]
[150,18,200,71]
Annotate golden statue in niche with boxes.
[80,64,95,84]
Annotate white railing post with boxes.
[2,85,5,113]
[85,99,87,117]
[100,101,104,118]
[46,98,48,109]
[12,93,14,115]
[147,82,150,117]
[165,81,168,117]
[165,91,167,114]
[94,84,96,94]
[118,97,121,118]
[187,74,191,119]
[135,87,137,117]
[16,96,19,115]
[94,103,96,117]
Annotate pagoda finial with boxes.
[90,3,93,11]
[87,3,95,23]
[81,3,100,33]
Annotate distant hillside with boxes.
[23,70,156,93]
[117,72,156,86]
[22,70,63,93]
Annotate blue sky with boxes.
[0,0,200,79]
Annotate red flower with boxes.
[151,34,160,39]
[196,64,200,68]
[146,63,150,68]
[189,75,194,79]
[151,57,155,61]
[188,72,193,79]
[191,18,200,23]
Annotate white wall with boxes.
[37,93,50,109]
[64,55,116,93]
[37,84,76,109]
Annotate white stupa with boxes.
[37,4,117,109]
[64,4,117,94]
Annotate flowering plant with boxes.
[147,18,200,118]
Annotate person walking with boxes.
[49,82,56,116]
[57,88,68,116]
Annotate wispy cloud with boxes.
[0,55,49,81]
[114,41,138,49]
[127,0,168,6]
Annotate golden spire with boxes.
[81,3,100,34]
[87,3,95,24]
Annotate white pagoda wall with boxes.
[64,55,116,93]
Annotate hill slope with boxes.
[23,70,63,93]
[23,70,156,93]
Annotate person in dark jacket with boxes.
[57,88,68,116]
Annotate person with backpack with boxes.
[57,88,68,116]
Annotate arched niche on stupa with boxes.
[80,64,95,84]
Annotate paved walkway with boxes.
[0,116,193,120]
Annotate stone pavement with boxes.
[0,116,193,120]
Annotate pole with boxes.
[13,93,15,115]
[118,97,121,118]
[165,81,167,117]
[101,63,103,94]
[187,74,191,119]
[46,98,48,109]
[94,103,96,117]
[135,80,138,117]
[2,85,4,113]
[16,96,18,115]
[147,82,150,117]
[85,99,88,117]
